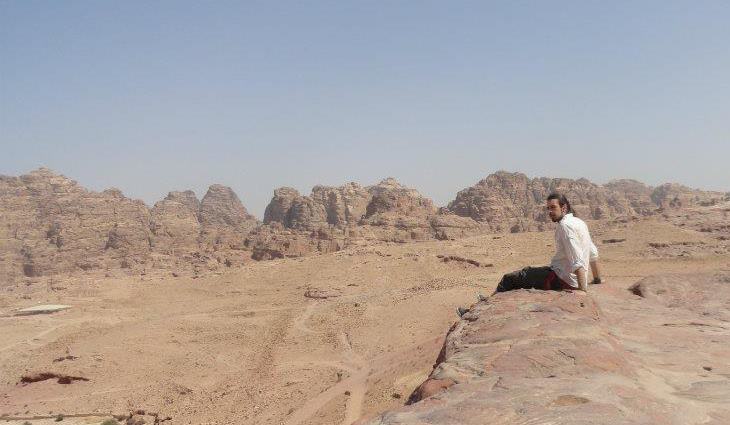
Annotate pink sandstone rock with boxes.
[366,290,681,424]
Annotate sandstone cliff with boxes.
[0,169,260,283]
[1,168,726,281]
[0,168,153,283]
[446,171,727,232]
[150,190,201,255]
[248,178,480,259]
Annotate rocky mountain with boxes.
[150,190,201,255]
[446,171,727,232]
[0,169,258,283]
[0,168,152,283]
[263,178,435,230]
[0,170,481,281]
[248,178,480,259]
[198,184,258,252]
[1,168,726,281]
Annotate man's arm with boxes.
[561,225,588,291]
[575,266,588,291]
[589,240,603,284]
[590,259,603,284]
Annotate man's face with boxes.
[546,199,565,222]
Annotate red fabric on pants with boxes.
[543,271,574,290]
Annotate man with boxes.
[458,193,602,316]
[498,193,602,292]
[546,193,602,290]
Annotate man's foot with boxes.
[477,293,488,302]
[456,307,469,318]
[591,277,603,285]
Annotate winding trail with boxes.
[283,297,444,425]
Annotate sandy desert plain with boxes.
[2,201,730,424]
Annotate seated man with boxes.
[458,193,603,316]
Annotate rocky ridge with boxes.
[364,275,730,424]
[445,171,727,232]
[248,178,479,259]
[0,169,258,283]
[1,168,726,282]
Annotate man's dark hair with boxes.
[546,192,575,216]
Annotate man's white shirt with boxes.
[550,213,598,288]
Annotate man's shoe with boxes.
[457,307,469,318]
[591,277,602,285]
[477,293,488,302]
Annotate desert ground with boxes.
[2,205,729,424]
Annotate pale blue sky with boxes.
[2,1,729,217]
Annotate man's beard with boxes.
[550,213,563,223]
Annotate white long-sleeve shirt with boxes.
[550,213,598,288]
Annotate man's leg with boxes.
[496,266,552,292]
[462,266,554,317]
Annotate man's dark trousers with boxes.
[496,266,572,292]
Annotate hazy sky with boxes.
[2,1,729,217]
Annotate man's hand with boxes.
[575,266,588,292]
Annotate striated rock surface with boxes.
[365,287,730,424]
[629,273,730,322]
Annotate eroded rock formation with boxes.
[150,191,201,255]
[1,168,726,281]
[249,178,480,259]
[0,168,153,282]
[446,171,726,232]
[0,169,259,283]
[198,184,258,251]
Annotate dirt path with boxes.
[283,297,369,425]
[292,301,318,335]
[340,332,368,425]
[0,323,63,352]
